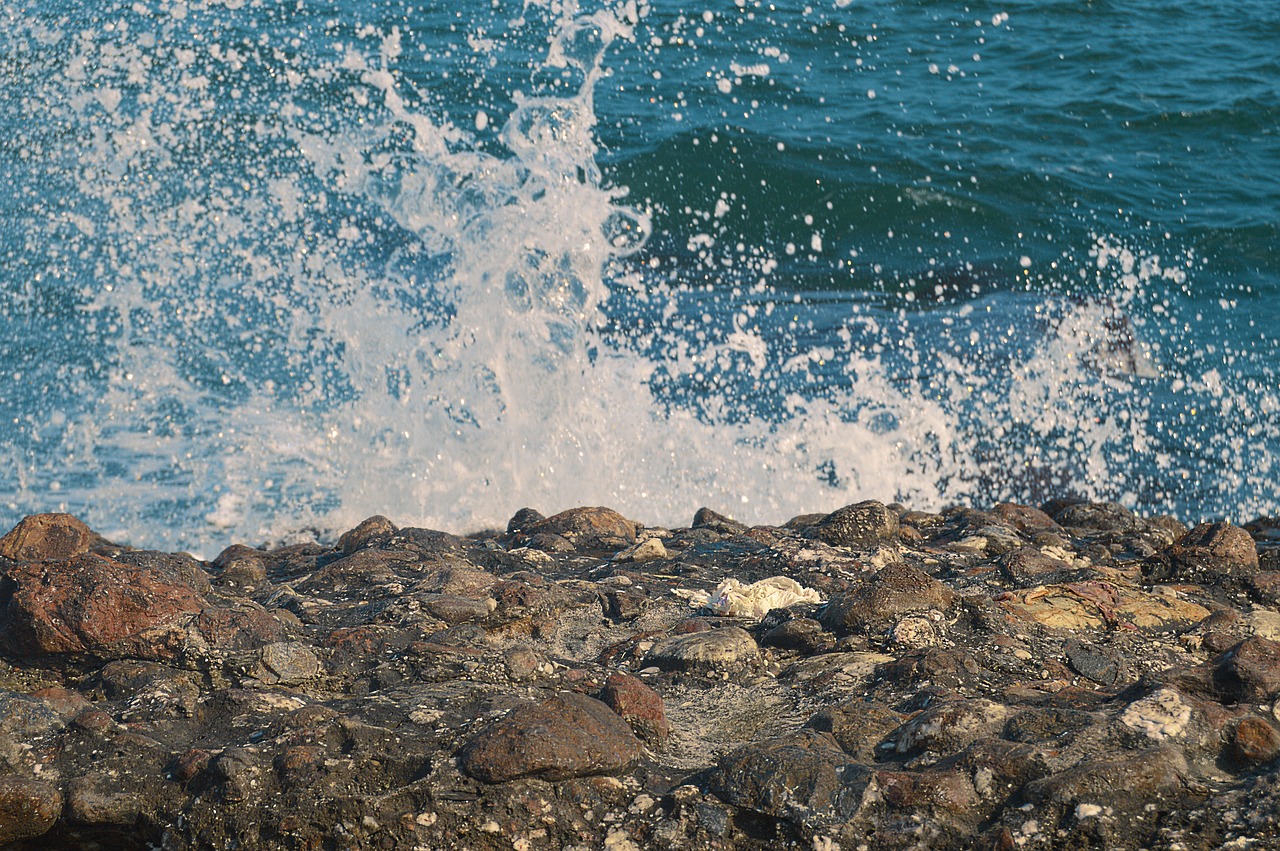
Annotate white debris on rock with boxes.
[680,576,825,619]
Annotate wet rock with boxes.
[0,776,62,844]
[1212,637,1280,703]
[211,544,267,589]
[599,672,670,744]
[996,580,1210,633]
[819,562,956,636]
[1231,716,1280,763]
[645,626,759,674]
[999,547,1078,588]
[761,617,835,654]
[0,554,206,660]
[712,729,874,826]
[1021,745,1189,813]
[808,499,899,549]
[459,692,644,782]
[505,507,546,535]
[1064,638,1125,686]
[993,503,1060,533]
[0,513,94,562]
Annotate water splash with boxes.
[1,0,1275,553]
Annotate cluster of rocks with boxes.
[1,500,1279,850]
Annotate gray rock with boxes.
[809,500,899,549]
[645,626,759,673]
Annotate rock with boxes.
[996,581,1210,633]
[711,729,874,826]
[599,672,670,745]
[1212,637,1280,703]
[808,500,899,549]
[761,617,835,654]
[1063,638,1125,686]
[1022,746,1189,812]
[211,544,267,588]
[1050,501,1138,532]
[0,513,95,562]
[459,692,644,782]
[993,503,1060,533]
[506,507,546,535]
[0,554,206,660]
[692,507,750,535]
[1231,717,1280,763]
[0,776,62,844]
[337,515,397,554]
[1146,521,1260,585]
[999,547,1078,588]
[527,507,636,550]
[892,698,1009,756]
[253,641,321,685]
[819,562,956,636]
[804,699,904,761]
[644,626,759,674]
[612,537,668,563]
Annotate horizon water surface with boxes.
[1,0,1277,554]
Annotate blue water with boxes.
[1,0,1276,552]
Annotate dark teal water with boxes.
[1,0,1276,551]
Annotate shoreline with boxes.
[1,500,1279,850]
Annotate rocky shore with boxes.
[2,500,1280,850]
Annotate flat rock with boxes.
[645,626,759,673]
[459,692,643,782]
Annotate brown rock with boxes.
[0,513,93,562]
[804,700,904,761]
[0,554,206,660]
[1050,501,1138,532]
[993,503,1060,533]
[528,507,637,550]
[819,562,957,636]
[892,698,1008,757]
[809,500,899,549]
[1022,745,1188,811]
[999,547,1077,588]
[1148,521,1260,585]
[599,672,670,745]
[1231,716,1280,763]
[0,776,62,844]
[460,692,644,783]
[1213,637,1280,703]
[337,514,397,554]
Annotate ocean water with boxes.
[1,0,1276,554]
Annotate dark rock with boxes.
[0,776,62,844]
[891,698,1009,756]
[506,507,546,535]
[760,617,835,654]
[599,672,670,744]
[1050,501,1138,532]
[1147,521,1260,585]
[1064,638,1125,686]
[804,699,904,761]
[1021,745,1189,812]
[712,729,874,826]
[992,503,1060,533]
[999,547,1077,588]
[1212,637,1280,703]
[809,500,899,549]
[211,544,267,589]
[819,562,957,636]
[459,692,643,782]
[692,507,750,535]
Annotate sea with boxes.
[1,0,1277,555]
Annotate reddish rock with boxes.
[0,775,62,844]
[459,692,644,783]
[0,513,93,562]
[599,672,670,745]
[0,554,206,660]
[1231,717,1280,763]
[527,507,637,550]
